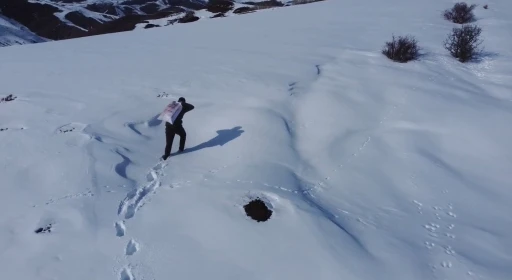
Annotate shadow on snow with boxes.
[171,126,244,156]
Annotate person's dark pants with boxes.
[164,122,186,156]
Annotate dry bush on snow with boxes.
[444,2,477,24]
[444,24,483,62]
[382,35,421,63]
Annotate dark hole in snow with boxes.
[35,224,53,234]
[244,199,272,222]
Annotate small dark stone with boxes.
[1,94,16,102]
[35,224,53,234]
[244,199,272,222]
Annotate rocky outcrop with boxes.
[0,0,323,44]
[0,0,86,40]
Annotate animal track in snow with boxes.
[420,202,462,277]
[425,241,435,249]
[55,122,87,134]
[447,211,457,218]
[441,261,452,268]
[208,165,229,174]
[126,239,140,256]
[33,190,94,208]
[120,267,134,280]
[424,223,440,232]
[301,136,371,195]
[0,126,26,132]
[413,200,423,213]
[157,92,170,98]
[115,221,126,237]
[445,233,456,239]
[232,179,296,194]
[444,246,455,255]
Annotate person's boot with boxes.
[161,154,170,161]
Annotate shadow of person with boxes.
[171,126,244,156]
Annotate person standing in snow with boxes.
[161,97,194,160]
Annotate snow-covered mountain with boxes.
[0,0,306,43]
[1,0,512,280]
[0,15,47,47]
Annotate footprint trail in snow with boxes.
[126,239,140,256]
[118,161,167,220]
[119,267,134,280]
[115,221,126,237]
[115,160,168,279]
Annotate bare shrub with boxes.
[444,2,477,24]
[382,35,421,63]
[444,24,483,62]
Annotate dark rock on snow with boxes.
[35,224,53,234]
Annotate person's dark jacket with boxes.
[173,102,194,126]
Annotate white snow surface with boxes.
[0,15,47,47]
[1,0,512,279]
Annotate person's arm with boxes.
[183,102,194,113]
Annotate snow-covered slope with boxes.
[0,15,47,47]
[1,0,511,280]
